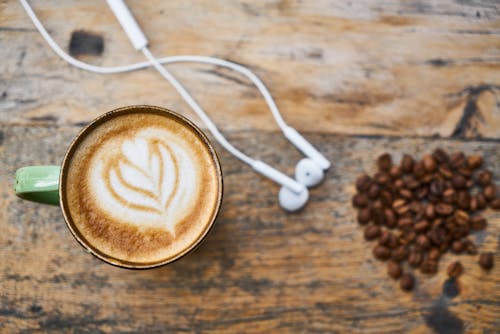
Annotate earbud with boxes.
[279,186,309,212]
[295,158,325,187]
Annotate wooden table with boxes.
[1,1,499,333]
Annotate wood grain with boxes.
[1,125,499,333]
[1,0,499,138]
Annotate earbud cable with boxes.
[19,0,292,166]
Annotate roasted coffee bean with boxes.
[452,174,467,189]
[373,245,391,261]
[422,154,437,173]
[372,208,386,225]
[384,208,397,228]
[378,153,392,172]
[401,230,416,245]
[357,208,372,225]
[442,189,456,204]
[439,166,453,179]
[356,174,372,192]
[483,184,497,201]
[490,198,500,210]
[416,234,431,250]
[428,247,441,261]
[466,179,474,188]
[454,210,469,227]
[391,246,408,262]
[375,172,391,185]
[400,273,415,291]
[458,167,473,180]
[401,154,414,173]
[352,193,370,208]
[387,261,403,279]
[415,187,429,200]
[394,179,405,190]
[476,193,488,209]
[451,240,465,254]
[399,188,413,200]
[420,259,438,274]
[398,217,413,230]
[408,251,423,268]
[380,191,394,206]
[456,191,470,210]
[470,216,487,231]
[419,174,434,185]
[413,162,426,178]
[378,230,391,246]
[368,183,381,199]
[433,148,449,164]
[364,225,381,240]
[447,261,463,278]
[410,201,422,213]
[435,203,454,216]
[465,239,478,255]
[479,252,494,270]
[467,155,483,169]
[428,229,442,246]
[430,179,445,196]
[404,175,420,190]
[425,204,436,219]
[450,152,466,169]
[469,196,478,212]
[477,170,493,187]
[414,220,430,233]
[389,165,402,179]
[387,233,399,249]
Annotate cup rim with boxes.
[59,105,224,269]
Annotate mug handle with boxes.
[15,166,61,205]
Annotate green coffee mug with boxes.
[15,165,61,205]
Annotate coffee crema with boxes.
[62,108,222,266]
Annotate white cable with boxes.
[19,0,287,130]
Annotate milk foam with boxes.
[89,128,198,235]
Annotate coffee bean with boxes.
[423,154,437,173]
[404,176,420,190]
[352,193,370,208]
[476,193,488,209]
[477,170,492,186]
[394,179,405,190]
[490,198,500,210]
[413,162,426,178]
[433,148,449,164]
[410,201,422,214]
[483,184,497,201]
[391,245,408,262]
[373,245,391,261]
[401,154,414,173]
[357,208,371,225]
[458,167,473,180]
[356,174,372,192]
[447,261,463,278]
[428,247,441,261]
[414,220,429,233]
[401,230,416,245]
[451,240,465,254]
[378,153,392,172]
[452,174,467,189]
[466,179,474,188]
[364,225,381,240]
[456,191,470,210]
[470,216,487,231]
[374,172,391,185]
[454,210,469,227]
[415,187,429,200]
[389,165,402,179]
[419,174,434,185]
[387,261,403,279]
[435,203,454,216]
[378,230,391,245]
[399,189,413,200]
[384,208,397,228]
[450,152,466,169]
[442,189,456,204]
[469,196,478,212]
[478,252,494,270]
[398,217,413,230]
[368,183,381,199]
[408,251,423,268]
[467,155,483,169]
[416,234,431,250]
[380,191,394,207]
[420,259,438,274]
[439,166,453,179]
[400,273,415,291]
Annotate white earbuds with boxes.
[21,0,331,212]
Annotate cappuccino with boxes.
[62,107,222,266]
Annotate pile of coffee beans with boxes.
[352,148,497,291]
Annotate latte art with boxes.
[94,134,196,235]
[63,109,222,266]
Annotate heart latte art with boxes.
[63,111,221,265]
[95,135,196,235]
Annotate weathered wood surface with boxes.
[1,126,499,333]
[1,0,500,333]
[1,0,500,138]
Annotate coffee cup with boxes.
[15,105,223,269]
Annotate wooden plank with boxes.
[1,0,499,138]
[1,125,498,333]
